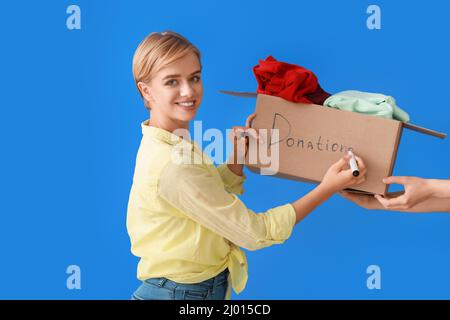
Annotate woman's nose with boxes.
[179,81,195,97]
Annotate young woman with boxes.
[126,31,367,300]
[341,176,450,212]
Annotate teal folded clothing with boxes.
[323,90,410,122]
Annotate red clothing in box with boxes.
[253,56,331,105]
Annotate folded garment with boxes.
[253,56,331,105]
[323,90,410,122]
[305,83,332,106]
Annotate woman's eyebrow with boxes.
[162,70,201,80]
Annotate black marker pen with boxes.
[348,150,360,177]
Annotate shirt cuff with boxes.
[264,203,296,241]
[217,163,246,195]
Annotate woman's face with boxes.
[143,51,203,127]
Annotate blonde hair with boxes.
[132,31,201,110]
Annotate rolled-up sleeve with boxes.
[216,163,246,195]
[157,161,296,251]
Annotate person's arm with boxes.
[216,163,246,195]
[396,198,450,212]
[374,177,450,210]
[340,191,450,213]
[226,113,368,225]
[392,197,450,213]
[291,184,335,224]
[157,160,295,251]
[157,155,366,251]
[427,179,450,198]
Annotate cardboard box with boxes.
[221,91,446,195]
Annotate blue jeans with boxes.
[131,269,229,300]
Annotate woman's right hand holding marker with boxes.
[290,154,367,225]
[321,154,367,193]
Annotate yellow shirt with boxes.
[126,120,296,299]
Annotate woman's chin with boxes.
[177,108,198,121]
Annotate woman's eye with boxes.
[165,79,178,86]
[191,76,201,83]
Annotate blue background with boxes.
[1,0,449,299]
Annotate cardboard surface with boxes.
[219,90,447,139]
[245,94,404,194]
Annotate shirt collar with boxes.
[141,119,187,145]
[141,120,206,158]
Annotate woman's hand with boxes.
[290,155,366,225]
[226,113,259,177]
[320,155,367,193]
[228,113,258,164]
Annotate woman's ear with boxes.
[137,81,153,103]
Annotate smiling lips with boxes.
[175,100,196,109]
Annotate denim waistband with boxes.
[144,268,229,289]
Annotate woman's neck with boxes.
[148,116,189,134]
